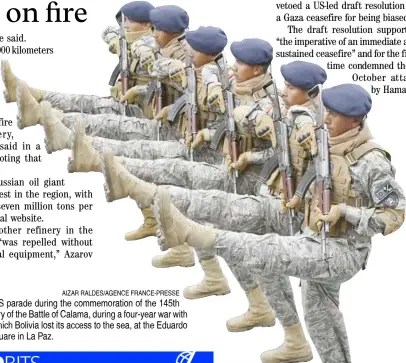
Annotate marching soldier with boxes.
[102,0,156,117]
[70,39,279,199]
[107,83,405,363]
[2,1,156,121]
[68,26,231,277]
[94,61,327,335]
[2,5,190,146]
[68,38,280,311]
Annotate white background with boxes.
[1,1,406,362]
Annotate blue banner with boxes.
[0,352,214,363]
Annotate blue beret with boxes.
[121,1,154,23]
[186,26,227,55]
[323,84,372,117]
[150,5,189,33]
[230,39,273,65]
[281,61,327,89]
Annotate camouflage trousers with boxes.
[64,112,178,142]
[115,155,282,297]
[44,91,181,142]
[43,91,143,117]
[213,229,369,363]
[121,159,270,288]
[165,185,303,292]
[93,139,224,166]
[121,158,260,195]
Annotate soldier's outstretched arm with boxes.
[102,26,120,44]
[228,100,276,169]
[205,64,226,113]
[150,58,185,81]
[244,112,276,167]
[293,112,318,156]
[102,26,121,54]
[345,151,405,236]
[191,65,226,148]
[131,39,155,70]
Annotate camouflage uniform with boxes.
[34,33,188,152]
[214,144,405,362]
[88,58,228,162]
[95,97,315,312]
[116,73,278,195]
[118,97,320,198]
[42,28,154,119]
[154,123,404,363]
[49,35,185,143]
[63,30,190,142]
[97,73,278,277]
[150,101,315,294]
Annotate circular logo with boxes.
[176,352,192,363]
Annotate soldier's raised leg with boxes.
[16,81,178,151]
[152,187,371,363]
[2,61,143,117]
[99,149,229,294]
[1,60,17,103]
[98,174,313,361]
[67,118,223,171]
[100,150,280,329]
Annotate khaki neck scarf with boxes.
[125,28,152,44]
[234,73,272,96]
[160,35,186,58]
[194,63,206,74]
[286,98,318,122]
[301,97,320,113]
[328,124,373,156]
[194,61,215,82]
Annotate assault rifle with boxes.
[144,45,163,140]
[310,84,331,259]
[177,42,198,161]
[108,11,122,87]
[291,85,330,259]
[119,12,129,116]
[261,80,296,235]
[166,34,198,161]
[214,53,238,193]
